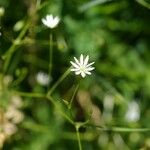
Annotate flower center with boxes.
[80,66,85,72]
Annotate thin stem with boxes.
[3,22,29,74]
[68,84,79,109]
[12,90,74,125]
[12,91,45,98]
[47,67,71,96]
[86,124,150,132]
[36,0,41,9]
[75,125,82,150]
[46,96,74,125]
[49,33,53,80]
[136,0,150,9]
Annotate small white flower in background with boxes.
[36,72,50,86]
[70,54,95,78]
[3,122,17,137]
[42,14,60,29]
[5,106,24,124]
[125,101,140,122]
[0,95,24,148]
[11,95,23,108]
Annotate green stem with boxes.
[86,124,150,132]
[46,96,74,125]
[47,67,71,96]
[3,22,29,74]
[136,0,150,9]
[69,84,79,109]
[36,0,41,9]
[75,125,82,150]
[12,90,74,125]
[49,33,53,80]
[12,91,45,98]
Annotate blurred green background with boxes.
[0,0,150,149]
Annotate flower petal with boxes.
[85,71,91,75]
[42,19,47,26]
[86,67,95,71]
[75,71,81,75]
[71,68,80,71]
[53,17,60,25]
[83,55,89,66]
[86,61,95,67]
[70,61,79,68]
[80,54,84,65]
[81,71,86,78]
[74,57,81,66]
[47,15,53,21]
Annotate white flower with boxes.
[70,54,95,78]
[5,106,24,124]
[125,101,140,122]
[36,72,50,86]
[11,95,23,108]
[42,14,60,29]
[3,122,17,136]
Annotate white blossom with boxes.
[5,106,24,124]
[11,95,23,108]
[42,14,60,29]
[125,101,140,122]
[3,122,17,136]
[36,72,50,86]
[70,54,95,78]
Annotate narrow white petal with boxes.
[85,71,91,75]
[81,71,86,78]
[83,55,89,66]
[86,61,95,67]
[80,54,84,65]
[70,61,79,68]
[41,18,45,23]
[74,57,81,66]
[86,67,95,71]
[47,15,53,21]
[42,19,47,25]
[71,68,80,71]
[75,71,81,75]
[54,17,60,24]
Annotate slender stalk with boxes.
[68,84,79,109]
[36,0,41,9]
[12,90,74,125]
[49,33,53,80]
[12,91,45,98]
[86,124,150,132]
[3,22,29,74]
[75,125,82,150]
[46,96,74,125]
[136,0,150,9]
[47,67,71,96]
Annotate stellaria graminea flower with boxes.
[36,71,51,86]
[42,14,60,29]
[125,101,140,122]
[70,54,95,78]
